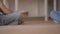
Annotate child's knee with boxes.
[50,11,57,18]
[50,11,57,16]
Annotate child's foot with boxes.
[54,20,59,23]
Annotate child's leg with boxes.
[50,11,60,22]
[2,11,23,25]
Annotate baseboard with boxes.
[23,17,52,21]
[23,17,44,21]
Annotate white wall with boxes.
[7,0,45,17]
[7,0,15,11]
[57,0,60,11]
[18,0,38,17]
[48,0,53,17]
[18,0,45,17]
[38,0,44,17]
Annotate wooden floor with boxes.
[0,20,60,34]
[0,24,60,34]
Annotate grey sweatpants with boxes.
[0,11,22,25]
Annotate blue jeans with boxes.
[0,11,22,25]
[50,10,60,22]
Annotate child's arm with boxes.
[0,1,12,14]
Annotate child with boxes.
[0,1,23,25]
[50,10,60,23]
